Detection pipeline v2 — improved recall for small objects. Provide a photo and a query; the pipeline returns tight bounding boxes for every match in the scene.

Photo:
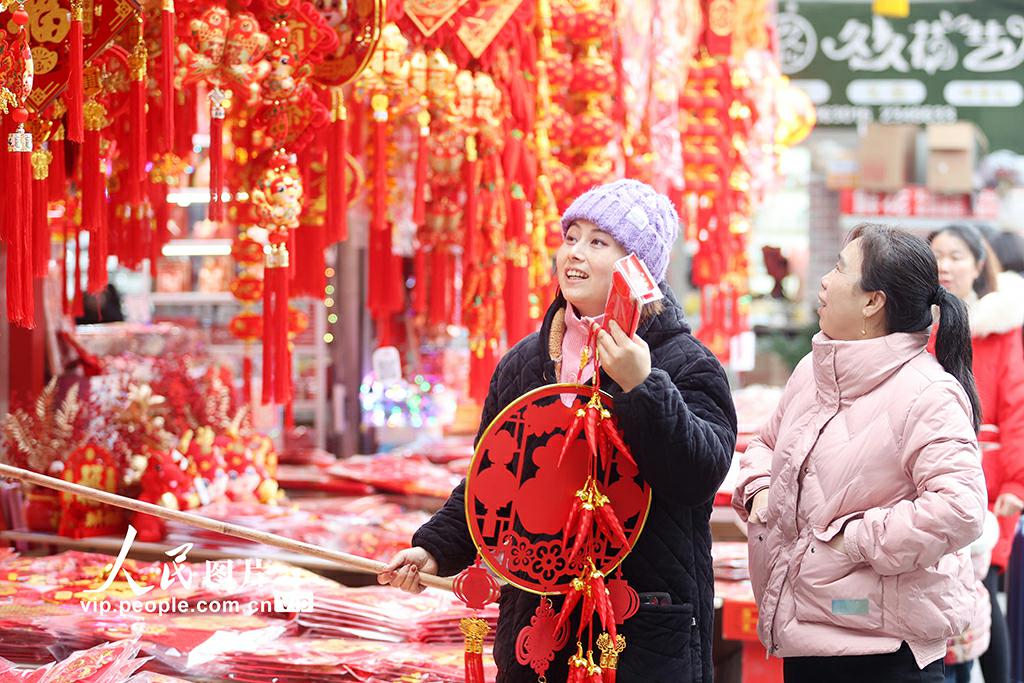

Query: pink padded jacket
[734,331,987,668]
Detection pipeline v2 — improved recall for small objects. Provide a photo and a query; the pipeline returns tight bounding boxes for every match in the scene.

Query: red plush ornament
[177,7,270,215]
[60,445,125,540]
[130,447,195,542]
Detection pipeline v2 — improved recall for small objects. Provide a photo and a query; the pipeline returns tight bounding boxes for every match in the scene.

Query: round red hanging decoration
[465,384,651,595]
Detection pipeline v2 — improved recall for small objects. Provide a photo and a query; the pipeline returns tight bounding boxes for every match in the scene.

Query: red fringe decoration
[5,150,32,327]
[505,194,530,345]
[208,115,224,221]
[82,128,101,232]
[468,346,494,404]
[462,143,479,258]
[326,95,349,243]
[61,218,69,314]
[83,127,108,292]
[261,253,292,405]
[161,2,176,152]
[33,177,49,277]
[129,79,147,205]
[67,9,84,143]
[292,222,325,298]
[242,353,253,406]
[261,265,276,405]
[149,181,169,281]
[369,112,388,319]
[73,229,84,316]
[413,247,427,315]
[174,86,196,160]
[428,248,448,326]
[48,137,65,202]
[412,119,428,225]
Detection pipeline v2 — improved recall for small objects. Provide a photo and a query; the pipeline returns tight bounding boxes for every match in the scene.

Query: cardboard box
[926,122,986,194]
[857,124,919,192]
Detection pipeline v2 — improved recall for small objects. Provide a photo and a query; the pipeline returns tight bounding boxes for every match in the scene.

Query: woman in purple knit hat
[379,179,738,683]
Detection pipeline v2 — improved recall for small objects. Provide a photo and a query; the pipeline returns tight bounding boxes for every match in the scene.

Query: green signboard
[781,0,1024,151]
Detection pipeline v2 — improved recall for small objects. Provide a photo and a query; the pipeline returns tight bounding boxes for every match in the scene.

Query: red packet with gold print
[603,253,662,337]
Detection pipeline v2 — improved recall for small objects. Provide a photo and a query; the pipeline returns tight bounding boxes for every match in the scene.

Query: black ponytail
[933,288,982,431]
[849,223,982,431]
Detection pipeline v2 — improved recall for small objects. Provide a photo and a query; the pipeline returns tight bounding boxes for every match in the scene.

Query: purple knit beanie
[560,179,680,282]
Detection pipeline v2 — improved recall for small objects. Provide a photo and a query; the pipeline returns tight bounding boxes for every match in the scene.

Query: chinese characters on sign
[779,1,1024,150]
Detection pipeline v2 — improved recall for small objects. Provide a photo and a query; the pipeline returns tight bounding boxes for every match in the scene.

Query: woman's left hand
[995,492,1024,517]
[594,320,651,393]
[827,531,846,553]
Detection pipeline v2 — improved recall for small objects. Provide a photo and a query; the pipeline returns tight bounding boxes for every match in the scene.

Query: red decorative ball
[547,104,573,149]
[546,52,574,91]
[550,0,576,35]
[571,52,615,95]
[11,108,28,124]
[545,158,574,209]
[573,161,613,195]
[229,312,263,342]
[571,5,613,42]
[571,106,617,149]
[12,9,29,26]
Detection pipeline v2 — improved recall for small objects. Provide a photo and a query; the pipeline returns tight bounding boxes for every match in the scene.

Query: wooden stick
[0,462,453,592]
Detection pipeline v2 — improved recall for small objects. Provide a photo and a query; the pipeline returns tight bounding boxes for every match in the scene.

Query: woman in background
[930,224,1024,683]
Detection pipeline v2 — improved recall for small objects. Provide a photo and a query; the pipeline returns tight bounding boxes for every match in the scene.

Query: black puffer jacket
[413,284,737,683]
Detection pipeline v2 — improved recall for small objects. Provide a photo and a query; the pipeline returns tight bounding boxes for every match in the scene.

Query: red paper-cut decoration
[516,598,570,677]
[466,384,651,595]
[452,561,501,610]
[606,577,639,624]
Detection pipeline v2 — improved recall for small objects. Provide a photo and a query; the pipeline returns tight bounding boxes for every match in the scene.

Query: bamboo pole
[0,462,454,592]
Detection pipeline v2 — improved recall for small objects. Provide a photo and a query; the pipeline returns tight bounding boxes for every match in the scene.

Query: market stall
[0,0,846,679]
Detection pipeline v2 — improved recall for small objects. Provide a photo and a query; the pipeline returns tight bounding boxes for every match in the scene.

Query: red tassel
[505,186,529,344]
[48,136,65,202]
[413,247,428,315]
[428,247,448,326]
[67,2,85,143]
[5,119,34,328]
[5,152,25,325]
[60,219,70,314]
[463,137,479,258]
[276,264,291,403]
[261,245,292,405]
[372,103,387,238]
[129,62,147,206]
[33,175,49,277]
[242,353,253,406]
[19,151,34,328]
[83,120,108,293]
[174,86,196,160]
[73,229,84,316]
[208,90,227,221]
[261,263,276,405]
[460,618,489,683]
[291,222,325,298]
[150,181,169,281]
[161,0,175,152]
[412,111,429,225]
[326,91,349,243]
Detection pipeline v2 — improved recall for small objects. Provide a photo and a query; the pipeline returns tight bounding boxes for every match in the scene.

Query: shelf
[207,343,319,356]
[151,291,236,305]
[162,238,233,257]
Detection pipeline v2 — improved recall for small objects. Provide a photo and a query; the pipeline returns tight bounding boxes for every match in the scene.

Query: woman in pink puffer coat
[734,224,988,682]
